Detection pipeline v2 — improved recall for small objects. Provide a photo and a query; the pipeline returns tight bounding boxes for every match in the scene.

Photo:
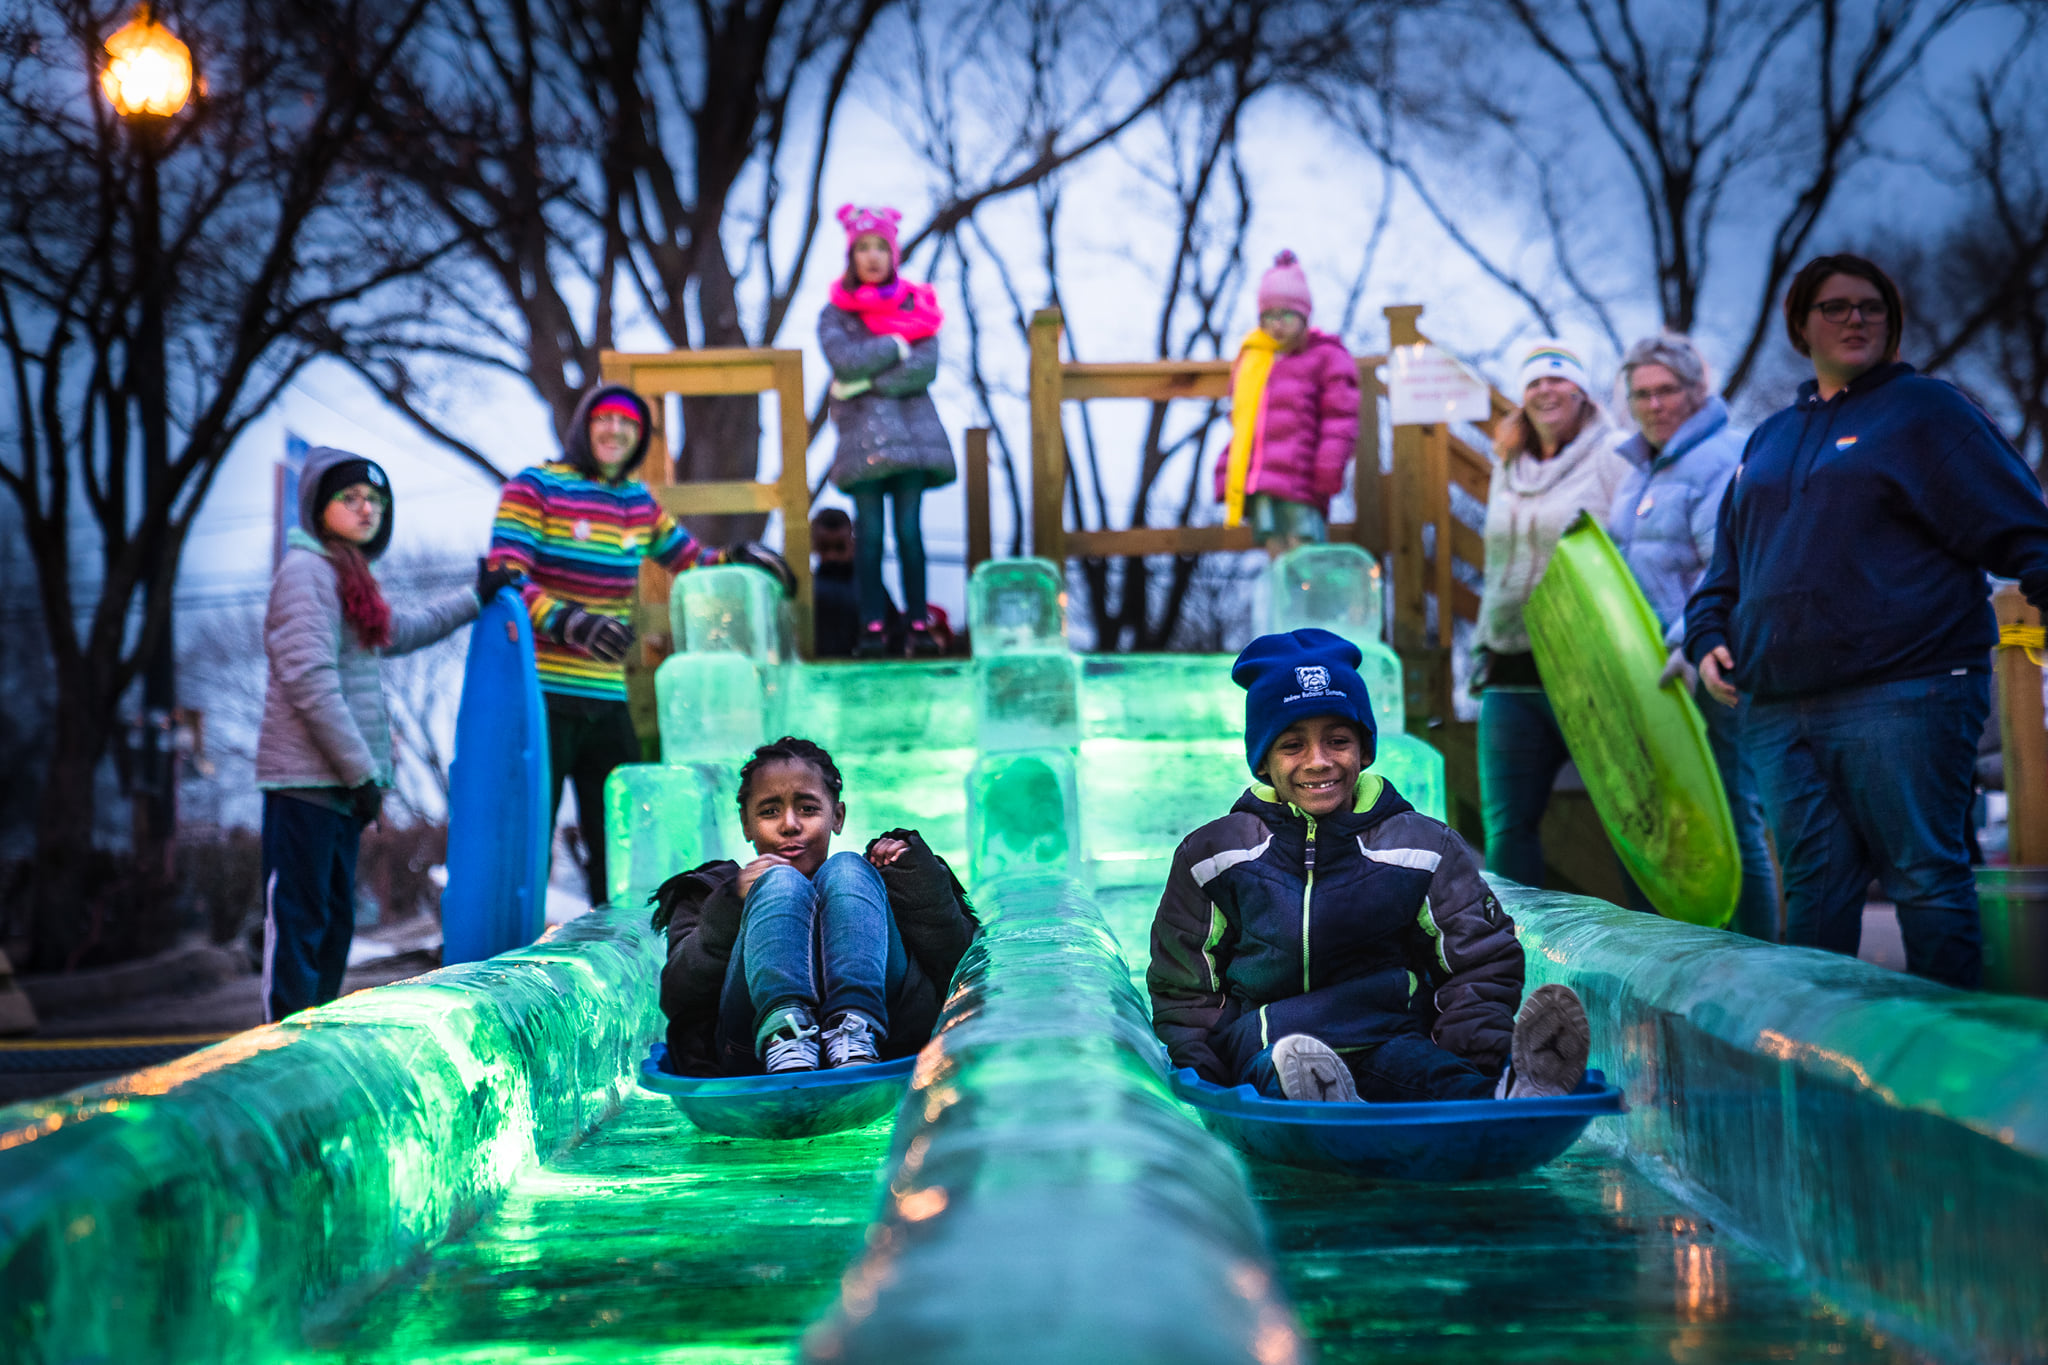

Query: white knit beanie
[1516,340,1591,398]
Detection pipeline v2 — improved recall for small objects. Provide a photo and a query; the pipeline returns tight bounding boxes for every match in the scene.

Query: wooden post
[1997,586,2048,864]
[1028,308,1067,564]
[773,351,814,655]
[965,427,992,572]
[1350,362,1387,560]
[1383,304,1438,726]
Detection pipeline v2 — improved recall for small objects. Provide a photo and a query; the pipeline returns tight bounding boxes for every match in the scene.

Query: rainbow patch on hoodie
[1835,435,1859,449]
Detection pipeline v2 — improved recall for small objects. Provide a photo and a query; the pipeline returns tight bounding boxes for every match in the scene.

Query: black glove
[475,558,521,603]
[348,781,383,827]
[1467,647,1494,699]
[557,605,635,663]
[722,540,797,598]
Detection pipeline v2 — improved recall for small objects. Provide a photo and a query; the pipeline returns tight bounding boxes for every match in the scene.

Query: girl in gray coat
[254,446,515,1020]
[821,204,955,657]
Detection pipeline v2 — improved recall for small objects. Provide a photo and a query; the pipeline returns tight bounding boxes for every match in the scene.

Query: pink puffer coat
[1213,329,1361,515]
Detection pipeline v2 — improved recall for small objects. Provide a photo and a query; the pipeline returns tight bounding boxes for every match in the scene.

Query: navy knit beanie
[1231,628,1378,777]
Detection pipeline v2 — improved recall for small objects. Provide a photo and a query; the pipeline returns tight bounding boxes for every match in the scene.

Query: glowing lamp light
[99,8,192,119]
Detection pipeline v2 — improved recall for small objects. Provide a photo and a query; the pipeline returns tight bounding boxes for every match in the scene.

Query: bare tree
[1890,23,2048,466]
[1327,0,1995,396]
[0,0,448,968]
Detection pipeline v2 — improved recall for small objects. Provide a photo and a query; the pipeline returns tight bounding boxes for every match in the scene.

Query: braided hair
[736,736,845,813]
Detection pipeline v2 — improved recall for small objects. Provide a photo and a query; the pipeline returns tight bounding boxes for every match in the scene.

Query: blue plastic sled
[441,588,551,965]
[640,1044,916,1140]
[1170,1066,1624,1181]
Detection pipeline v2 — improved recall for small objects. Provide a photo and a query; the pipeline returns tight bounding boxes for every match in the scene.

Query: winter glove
[829,377,873,401]
[556,605,635,663]
[722,541,797,598]
[348,781,383,827]
[1658,647,1698,694]
[1467,647,1494,700]
[475,558,521,603]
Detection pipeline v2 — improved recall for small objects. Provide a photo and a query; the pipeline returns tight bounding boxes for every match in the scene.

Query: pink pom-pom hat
[1257,249,1313,319]
[837,204,903,268]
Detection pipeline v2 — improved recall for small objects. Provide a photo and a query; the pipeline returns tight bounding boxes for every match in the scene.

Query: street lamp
[102,5,192,871]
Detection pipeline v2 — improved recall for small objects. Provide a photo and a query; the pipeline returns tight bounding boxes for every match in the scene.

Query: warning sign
[1388,343,1493,426]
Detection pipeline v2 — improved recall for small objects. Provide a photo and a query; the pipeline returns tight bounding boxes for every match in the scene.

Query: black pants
[261,792,361,1022]
[545,692,641,906]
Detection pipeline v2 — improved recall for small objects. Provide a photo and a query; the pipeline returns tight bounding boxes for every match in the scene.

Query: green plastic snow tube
[801,874,1305,1365]
[1526,512,1739,925]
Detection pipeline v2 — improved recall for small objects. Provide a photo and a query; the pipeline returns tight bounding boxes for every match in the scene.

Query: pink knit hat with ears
[1257,250,1313,319]
[837,204,902,269]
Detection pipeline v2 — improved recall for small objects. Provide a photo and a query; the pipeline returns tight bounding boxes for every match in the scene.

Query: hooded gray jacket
[254,445,480,793]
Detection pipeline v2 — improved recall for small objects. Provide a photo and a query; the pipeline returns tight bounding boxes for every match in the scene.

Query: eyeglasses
[1810,298,1889,324]
[332,490,386,512]
[1628,384,1688,405]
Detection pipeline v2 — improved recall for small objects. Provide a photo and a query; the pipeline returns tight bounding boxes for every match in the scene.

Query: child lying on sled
[1147,629,1589,1103]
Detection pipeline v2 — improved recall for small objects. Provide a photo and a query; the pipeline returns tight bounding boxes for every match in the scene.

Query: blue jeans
[1744,672,1989,988]
[715,852,911,1073]
[1698,685,1783,942]
[261,793,361,1022]
[852,474,928,628]
[1478,688,1569,890]
[1242,1026,1496,1102]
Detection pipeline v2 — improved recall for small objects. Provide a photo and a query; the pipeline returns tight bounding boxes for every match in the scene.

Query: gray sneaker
[758,1006,820,1073]
[1271,1034,1360,1103]
[1506,984,1590,1098]
[822,1011,882,1068]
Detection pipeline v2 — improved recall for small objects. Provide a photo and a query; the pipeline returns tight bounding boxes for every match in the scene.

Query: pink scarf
[830,278,944,342]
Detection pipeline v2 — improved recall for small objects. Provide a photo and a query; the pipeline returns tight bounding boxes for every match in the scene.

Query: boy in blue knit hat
[1147,628,1590,1102]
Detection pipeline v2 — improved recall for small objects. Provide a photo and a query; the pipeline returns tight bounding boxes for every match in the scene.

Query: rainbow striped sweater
[488,461,718,700]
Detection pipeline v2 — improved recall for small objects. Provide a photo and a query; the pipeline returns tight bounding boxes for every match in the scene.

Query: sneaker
[852,623,891,659]
[758,1006,820,1073]
[1271,1034,1359,1103]
[822,1011,882,1068]
[905,619,943,658]
[1505,984,1590,1098]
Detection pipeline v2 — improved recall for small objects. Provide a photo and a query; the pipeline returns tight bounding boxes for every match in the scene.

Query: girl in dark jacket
[652,737,977,1075]
[820,204,956,657]
[1148,629,1590,1103]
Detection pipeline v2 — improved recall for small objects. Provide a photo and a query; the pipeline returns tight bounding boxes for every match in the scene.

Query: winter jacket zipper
[1300,810,1317,992]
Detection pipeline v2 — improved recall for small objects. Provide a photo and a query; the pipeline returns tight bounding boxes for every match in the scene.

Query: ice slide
[3,551,2044,1363]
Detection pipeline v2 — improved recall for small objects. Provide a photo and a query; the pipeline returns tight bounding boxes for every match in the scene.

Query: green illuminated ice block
[1371,730,1445,821]
[603,761,735,908]
[968,750,1082,882]
[1509,883,2048,1363]
[655,651,771,766]
[1269,541,1383,644]
[0,905,661,1364]
[968,556,1068,654]
[671,563,796,662]
[790,661,975,866]
[801,874,1304,1363]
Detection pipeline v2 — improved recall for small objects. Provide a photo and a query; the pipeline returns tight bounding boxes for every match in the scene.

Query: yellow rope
[2000,622,2046,666]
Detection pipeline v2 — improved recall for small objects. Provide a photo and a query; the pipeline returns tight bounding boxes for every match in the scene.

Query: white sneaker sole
[1271,1034,1360,1103]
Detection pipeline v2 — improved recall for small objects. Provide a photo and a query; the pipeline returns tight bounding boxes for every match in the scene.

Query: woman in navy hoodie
[1685,254,2048,988]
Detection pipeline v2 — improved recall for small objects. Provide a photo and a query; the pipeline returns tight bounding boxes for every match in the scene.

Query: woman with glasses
[1605,334,1781,941]
[1684,254,2048,987]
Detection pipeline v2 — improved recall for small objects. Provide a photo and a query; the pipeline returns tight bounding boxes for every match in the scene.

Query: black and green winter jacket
[1147,777,1523,1086]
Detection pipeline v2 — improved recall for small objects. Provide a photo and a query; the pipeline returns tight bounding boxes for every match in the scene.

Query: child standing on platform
[1215,251,1361,555]
[652,738,978,1075]
[488,384,791,906]
[256,446,513,1021]
[1148,629,1591,1103]
[821,204,956,657]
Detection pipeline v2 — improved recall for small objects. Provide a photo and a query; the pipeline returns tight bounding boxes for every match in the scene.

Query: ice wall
[0,908,662,1364]
[801,873,1303,1364]
[656,566,799,766]
[1508,882,2048,1363]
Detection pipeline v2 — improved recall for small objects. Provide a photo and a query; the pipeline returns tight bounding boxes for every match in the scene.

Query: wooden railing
[1024,302,1508,727]
[599,348,814,649]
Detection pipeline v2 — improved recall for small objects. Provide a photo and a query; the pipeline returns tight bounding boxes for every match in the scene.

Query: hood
[1794,360,1913,411]
[298,445,394,560]
[1621,395,1731,471]
[1499,406,1617,497]
[563,383,655,481]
